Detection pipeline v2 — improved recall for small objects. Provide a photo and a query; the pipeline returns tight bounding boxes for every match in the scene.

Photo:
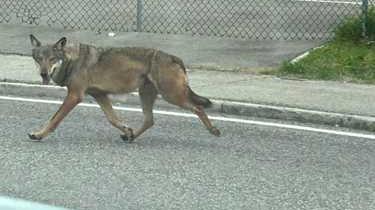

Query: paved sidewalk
[0,23,321,71]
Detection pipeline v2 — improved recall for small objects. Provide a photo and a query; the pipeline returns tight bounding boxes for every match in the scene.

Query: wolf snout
[40,73,50,85]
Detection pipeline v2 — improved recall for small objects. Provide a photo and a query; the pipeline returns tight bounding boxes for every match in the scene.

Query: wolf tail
[188,87,212,108]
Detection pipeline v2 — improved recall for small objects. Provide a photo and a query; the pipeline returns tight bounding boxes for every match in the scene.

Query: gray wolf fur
[28,35,220,142]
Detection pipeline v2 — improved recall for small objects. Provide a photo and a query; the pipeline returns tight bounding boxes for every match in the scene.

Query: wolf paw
[28,132,43,141]
[120,128,135,143]
[209,127,221,137]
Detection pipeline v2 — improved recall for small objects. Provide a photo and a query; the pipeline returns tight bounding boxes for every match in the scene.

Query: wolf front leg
[28,91,83,141]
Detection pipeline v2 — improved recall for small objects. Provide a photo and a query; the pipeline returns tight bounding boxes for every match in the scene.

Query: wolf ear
[54,37,67,50]
[30,34,41,47]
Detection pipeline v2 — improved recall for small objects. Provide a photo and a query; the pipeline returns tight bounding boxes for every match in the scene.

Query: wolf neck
[51,59,72,86]
[51,45,79,86]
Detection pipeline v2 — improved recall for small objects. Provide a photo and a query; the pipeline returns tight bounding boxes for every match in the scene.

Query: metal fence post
[136,0,143,32]
[362,0,369,39]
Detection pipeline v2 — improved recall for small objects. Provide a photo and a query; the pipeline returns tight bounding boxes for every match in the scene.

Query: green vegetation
[279,8,375,84]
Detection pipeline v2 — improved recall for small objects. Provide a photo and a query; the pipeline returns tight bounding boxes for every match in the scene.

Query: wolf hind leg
[158,79,220,136]
[185,88,220,136]
[184,102,221,137]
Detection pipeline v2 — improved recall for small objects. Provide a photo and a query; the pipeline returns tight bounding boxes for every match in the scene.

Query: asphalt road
[0,95,375,210]
[0,0,361,39]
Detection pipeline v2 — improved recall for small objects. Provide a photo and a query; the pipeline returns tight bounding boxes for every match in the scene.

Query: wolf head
[30,35,67,85]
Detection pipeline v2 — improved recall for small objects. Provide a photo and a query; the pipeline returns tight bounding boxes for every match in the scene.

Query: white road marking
[294,0,361,5]
[0,82,66,89]
[0,82,140,96]
[1,95,375,140]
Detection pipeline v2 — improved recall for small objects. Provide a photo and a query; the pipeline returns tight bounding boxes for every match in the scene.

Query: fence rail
[0,0,372,40]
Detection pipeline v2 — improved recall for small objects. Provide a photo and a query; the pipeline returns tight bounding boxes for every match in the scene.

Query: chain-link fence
[0,0,371,40]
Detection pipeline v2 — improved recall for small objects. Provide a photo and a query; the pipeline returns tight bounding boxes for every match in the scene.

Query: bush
[279,41,375,83]
[278,7,375,83]
[335,7,375,42]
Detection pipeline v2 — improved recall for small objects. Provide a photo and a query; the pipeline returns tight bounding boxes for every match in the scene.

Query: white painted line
[0,82,66,89]
[295,0,361,5]
[1,95,375,140]
[0,82,140,96]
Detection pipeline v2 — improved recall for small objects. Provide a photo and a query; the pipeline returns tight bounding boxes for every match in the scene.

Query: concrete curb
[290,44,326,64]
[1,82,375,132]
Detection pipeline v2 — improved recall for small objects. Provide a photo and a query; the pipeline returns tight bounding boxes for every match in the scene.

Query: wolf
[28,35,220,142]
